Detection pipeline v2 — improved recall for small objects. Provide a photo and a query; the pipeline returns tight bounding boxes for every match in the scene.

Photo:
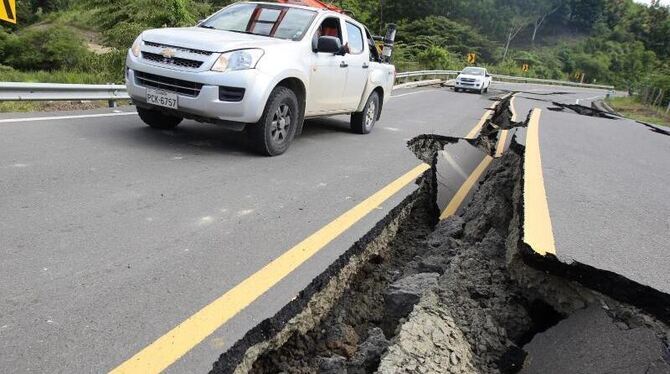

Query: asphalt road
[0,82,612,373]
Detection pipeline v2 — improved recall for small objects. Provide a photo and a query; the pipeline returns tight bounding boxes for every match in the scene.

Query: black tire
[137,107,182,129]
[484,86,489,93]
[454,87,460,92]
[248,86,299,156]
[351,91,380,134]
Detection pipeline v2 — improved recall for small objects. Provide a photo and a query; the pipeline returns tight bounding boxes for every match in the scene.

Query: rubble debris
[376,292,477,374]
[383,273,440,321]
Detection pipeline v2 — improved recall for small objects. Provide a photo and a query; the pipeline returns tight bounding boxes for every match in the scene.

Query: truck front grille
[135,71,203,97]
[144,41,213,56]
[461,78,476,83]
[142,52,203,69]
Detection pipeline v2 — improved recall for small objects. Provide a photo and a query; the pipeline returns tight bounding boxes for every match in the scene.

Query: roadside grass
[607,96,670,127]
[0,69,120,84]
[0,100,131,113]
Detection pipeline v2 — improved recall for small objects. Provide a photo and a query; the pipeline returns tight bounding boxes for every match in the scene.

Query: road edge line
[0,112,136,124]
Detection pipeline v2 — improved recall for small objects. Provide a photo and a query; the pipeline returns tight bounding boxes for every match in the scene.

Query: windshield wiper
[226,29,257,35]
[199,24,216,29]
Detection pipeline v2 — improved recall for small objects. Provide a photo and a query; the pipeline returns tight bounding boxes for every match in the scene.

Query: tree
[502,15,531,61]
[530,0,563,46]
[85,0,206,49]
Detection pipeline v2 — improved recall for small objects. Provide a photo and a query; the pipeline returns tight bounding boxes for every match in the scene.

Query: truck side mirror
[317,36,343,54]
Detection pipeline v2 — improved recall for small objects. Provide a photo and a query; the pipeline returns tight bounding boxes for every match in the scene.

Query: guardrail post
[666,101,670,114]
[108,100,117,108]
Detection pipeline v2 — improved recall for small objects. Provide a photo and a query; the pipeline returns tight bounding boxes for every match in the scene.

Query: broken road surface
[514,90,670,321]
[2,82,668,373]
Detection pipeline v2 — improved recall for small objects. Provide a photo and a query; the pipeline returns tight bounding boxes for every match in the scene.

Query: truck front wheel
[248,86,299,156]
[351,91,380,134]
[137,107,183,129]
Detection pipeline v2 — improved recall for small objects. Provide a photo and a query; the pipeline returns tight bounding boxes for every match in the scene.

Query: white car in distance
[454,67,492,94]
[125,1,396,156]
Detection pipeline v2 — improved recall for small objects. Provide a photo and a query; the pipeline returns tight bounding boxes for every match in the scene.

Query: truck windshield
[200,4,317,41]
[461,68,486,76]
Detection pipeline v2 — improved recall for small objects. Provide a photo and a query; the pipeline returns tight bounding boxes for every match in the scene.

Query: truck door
[341,21,370,111]
[308,17,348,114]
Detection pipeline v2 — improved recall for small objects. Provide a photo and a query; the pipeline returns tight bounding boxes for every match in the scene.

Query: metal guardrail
[396,70,615,90]
[0,70,614,106]
[0,82,129,106]
[396,70,459,79]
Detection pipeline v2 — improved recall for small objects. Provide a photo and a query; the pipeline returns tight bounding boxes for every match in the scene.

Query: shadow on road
[108,116,355,156]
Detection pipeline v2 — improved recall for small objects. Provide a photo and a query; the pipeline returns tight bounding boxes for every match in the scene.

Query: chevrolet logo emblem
[160,48,177,59]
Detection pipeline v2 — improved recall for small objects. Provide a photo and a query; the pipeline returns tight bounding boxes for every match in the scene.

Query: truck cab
[125,1,396,156]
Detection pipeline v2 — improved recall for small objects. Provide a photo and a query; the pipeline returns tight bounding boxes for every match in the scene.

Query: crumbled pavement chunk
[384,273,440,320]
[377,292,477,374]
[520,305,670,374]
[428,216,465,243]
[325,324,359,358]
[350,327,389,371]
[317,355,347,374]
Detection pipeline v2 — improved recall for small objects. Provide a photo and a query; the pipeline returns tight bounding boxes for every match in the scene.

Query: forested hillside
[0,0,668,95]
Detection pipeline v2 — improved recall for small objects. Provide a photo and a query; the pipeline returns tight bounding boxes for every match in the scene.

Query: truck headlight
[131,36,142,58]
[212,49,264,72]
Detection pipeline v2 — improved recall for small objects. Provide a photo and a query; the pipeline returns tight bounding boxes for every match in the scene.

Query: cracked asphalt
[513,89,670,297]
[0,83,621,373]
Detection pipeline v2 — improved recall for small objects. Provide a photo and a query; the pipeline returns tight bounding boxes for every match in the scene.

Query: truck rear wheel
[351,91,380,134]
[137,107,182,129]
[248,86,299,156]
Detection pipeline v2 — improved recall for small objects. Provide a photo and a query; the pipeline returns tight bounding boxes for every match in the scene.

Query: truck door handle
[340,62,349,68]
[362,63,370,69]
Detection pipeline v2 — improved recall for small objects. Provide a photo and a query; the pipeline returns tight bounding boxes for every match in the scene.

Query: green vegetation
[607,96,670,127]
[0,0,668,108]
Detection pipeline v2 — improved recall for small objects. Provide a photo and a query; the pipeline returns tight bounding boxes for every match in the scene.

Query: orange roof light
[276,0,343,13]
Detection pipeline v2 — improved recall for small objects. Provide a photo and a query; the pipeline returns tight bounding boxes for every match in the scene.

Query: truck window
[365,28,381,62]
[345,22,364,55]
[312,17,343,50]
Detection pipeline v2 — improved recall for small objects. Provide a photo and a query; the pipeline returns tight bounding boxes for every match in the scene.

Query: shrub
[2,25,90,71]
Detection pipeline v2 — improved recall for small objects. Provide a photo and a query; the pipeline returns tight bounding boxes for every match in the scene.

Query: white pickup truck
[454,67,492,94]
[125,1,396,156]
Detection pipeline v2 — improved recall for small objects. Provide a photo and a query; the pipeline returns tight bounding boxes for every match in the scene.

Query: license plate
[146,89,178,109]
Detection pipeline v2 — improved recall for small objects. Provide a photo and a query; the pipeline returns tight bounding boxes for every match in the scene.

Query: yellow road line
[495,93,517,157]
[110,163,430,374]
[495,130,509,158]
[439,155,493,220]
[465,109,494,139]
[523,109,556,255]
